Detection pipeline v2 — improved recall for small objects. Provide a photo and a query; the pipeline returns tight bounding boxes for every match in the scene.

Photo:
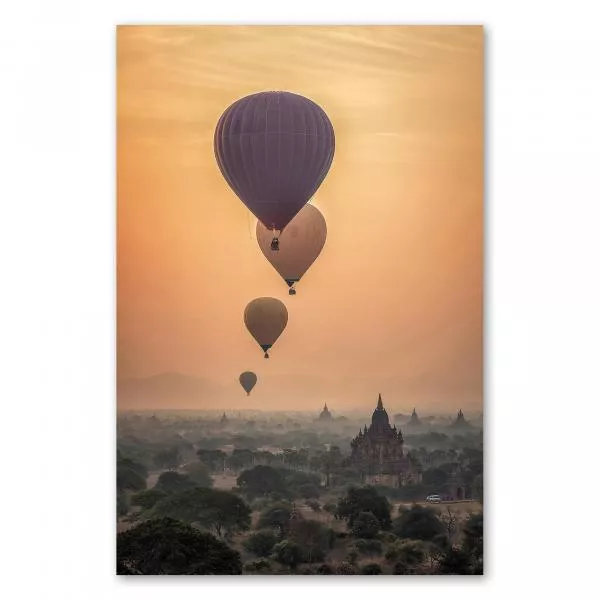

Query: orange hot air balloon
[239,371,258,396]
[256,203,327,295]
[244,297,288,358]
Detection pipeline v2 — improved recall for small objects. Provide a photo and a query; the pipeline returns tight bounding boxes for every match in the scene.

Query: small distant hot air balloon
[239,371,257,396]
[214,91,335,246]
[244,297,288,358]
[256,203,327,295]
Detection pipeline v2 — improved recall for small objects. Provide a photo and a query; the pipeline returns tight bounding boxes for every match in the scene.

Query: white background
[1,0,599,597]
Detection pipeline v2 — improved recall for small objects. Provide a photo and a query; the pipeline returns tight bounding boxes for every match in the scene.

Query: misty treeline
[117,411,483,575]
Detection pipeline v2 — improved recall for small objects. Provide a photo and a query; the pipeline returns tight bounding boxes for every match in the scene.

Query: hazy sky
[117,25,483,412]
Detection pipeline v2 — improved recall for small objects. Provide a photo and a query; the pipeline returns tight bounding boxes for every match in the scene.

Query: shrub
[290,519,329,563]
[243,531,278,558]
[335,561,358,575]
[385,539,427,571]
[360,563,383,575]
[392,505,446,542]
[393,562,408,575]
[353,538,382,557]
[244,558,271,573]
[351,511,380,539]
[298,484,321,499]
[117,494,129,516]
[436,547,473,575]
[257,502,293,537]
[131,488,168,510]
[378,531,398,544]
[316,563,333,575]
[298,566,315,575]
[271,540,302,569]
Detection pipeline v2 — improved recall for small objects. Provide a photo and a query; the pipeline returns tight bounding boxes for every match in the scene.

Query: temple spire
[377,393,383,410]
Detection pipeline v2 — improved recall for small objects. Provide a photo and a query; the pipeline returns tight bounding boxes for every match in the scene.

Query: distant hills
[117,371,483,414]
[117,372,228,410]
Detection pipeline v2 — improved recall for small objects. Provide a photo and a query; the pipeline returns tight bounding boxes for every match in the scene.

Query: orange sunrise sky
[117,25,483,413]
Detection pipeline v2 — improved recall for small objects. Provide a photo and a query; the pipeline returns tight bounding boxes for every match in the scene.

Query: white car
[426,494,442,503]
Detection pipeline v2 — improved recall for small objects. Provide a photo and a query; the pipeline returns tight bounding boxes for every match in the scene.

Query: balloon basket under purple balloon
[289,289,296,295]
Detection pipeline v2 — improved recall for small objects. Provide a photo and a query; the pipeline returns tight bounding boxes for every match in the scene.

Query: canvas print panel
[117,25,484,576]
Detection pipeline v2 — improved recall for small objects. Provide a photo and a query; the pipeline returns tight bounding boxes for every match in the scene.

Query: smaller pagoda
[318,403,333,421]
[406,408,422,427]
[450,409,472,431]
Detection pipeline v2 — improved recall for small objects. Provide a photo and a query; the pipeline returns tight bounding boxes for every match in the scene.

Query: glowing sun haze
[117,25,483,413]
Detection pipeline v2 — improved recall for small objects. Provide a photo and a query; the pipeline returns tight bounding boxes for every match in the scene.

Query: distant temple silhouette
[406,407,422,428]
[220,412,228,424]
[450,409,472,430]
[349,394,421,487]
[318,403,333,421]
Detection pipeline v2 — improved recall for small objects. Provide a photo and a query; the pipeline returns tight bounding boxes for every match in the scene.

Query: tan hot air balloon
[256,203,327,295]
[239,371,258,396]
[244,297,288,358]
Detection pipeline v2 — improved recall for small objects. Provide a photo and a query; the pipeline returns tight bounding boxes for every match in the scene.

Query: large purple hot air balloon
[214,91,335,239]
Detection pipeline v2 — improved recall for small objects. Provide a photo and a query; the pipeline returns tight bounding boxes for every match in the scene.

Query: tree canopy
[243,530,278,558]
[289,518,330,563]
[117,456,148,479]
[360,563,382,575]
[236,465,287,499]
[151,487,251,538]
[392,505,447,542]
[117,518,242,575]
[353,538,382,557]
[196,449,227,472]
[154,471,196,494]
[422,467,449,488]
[182,461,213,487]
[131,488,168,510]
[152,447,182,470]
[271,540,302,570]
[257,502,293,537]
[117,456,147,493]
[385,539,427,572]
[351,511,381,539]
[336,487,392,529]
[462,512,484,573]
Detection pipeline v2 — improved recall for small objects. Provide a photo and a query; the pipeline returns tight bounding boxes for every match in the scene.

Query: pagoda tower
[349,394,421,487]
[407,407,422,427]
[318,403,333,421]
